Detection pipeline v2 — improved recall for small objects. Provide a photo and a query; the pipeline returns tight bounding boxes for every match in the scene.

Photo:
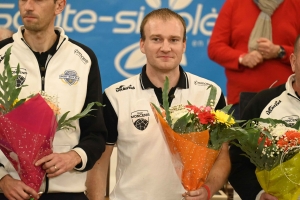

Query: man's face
[291,43,300,84]
[19,0,60,32]
[140,17,186,72]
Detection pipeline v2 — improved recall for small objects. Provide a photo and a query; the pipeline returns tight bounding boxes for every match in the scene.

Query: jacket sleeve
[207,0,245,71]
[74,49,107,171]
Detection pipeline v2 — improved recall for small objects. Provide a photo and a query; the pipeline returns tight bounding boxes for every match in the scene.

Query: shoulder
[67,38,97,63]
[105,75,139,95]
[252,84,286,104]
[0,37,14,50]
[242,84,286,119]
[186,72,222,94]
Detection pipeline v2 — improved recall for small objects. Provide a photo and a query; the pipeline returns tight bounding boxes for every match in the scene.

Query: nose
[160,40,171,52]
[23,0,34,11]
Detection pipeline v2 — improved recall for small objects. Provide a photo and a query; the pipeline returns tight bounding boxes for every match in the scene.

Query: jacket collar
[139,65,189,90]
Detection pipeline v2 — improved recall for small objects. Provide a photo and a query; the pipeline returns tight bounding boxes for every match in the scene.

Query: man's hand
[257,38,280,60]
[240,50,263,68]
[35,151,81,178]
[182,187,209,200]
[0,175,39,200]
[260,192,278,200]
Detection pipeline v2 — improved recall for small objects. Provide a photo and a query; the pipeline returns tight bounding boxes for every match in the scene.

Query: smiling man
[86,8,230,200]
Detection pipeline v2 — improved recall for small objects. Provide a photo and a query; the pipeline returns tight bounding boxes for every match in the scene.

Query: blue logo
[59,70,80,86]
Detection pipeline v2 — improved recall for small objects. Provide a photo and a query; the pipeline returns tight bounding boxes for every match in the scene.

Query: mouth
[23,14,37,20]
[158,55,172,59]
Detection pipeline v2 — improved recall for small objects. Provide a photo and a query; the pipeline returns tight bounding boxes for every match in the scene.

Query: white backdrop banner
[0,0,226,94]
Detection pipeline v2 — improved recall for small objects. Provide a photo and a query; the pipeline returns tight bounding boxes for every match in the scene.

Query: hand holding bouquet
[151,77,237,192]
[232,118,300,200]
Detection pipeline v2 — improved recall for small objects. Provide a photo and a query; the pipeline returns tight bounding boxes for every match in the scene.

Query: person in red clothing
[208,0,300,120]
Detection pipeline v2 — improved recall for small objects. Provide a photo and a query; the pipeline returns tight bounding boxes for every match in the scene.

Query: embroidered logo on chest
[59,70,80,86]
[281,115,299,126]
[12,67,27,87]
[131,110,150,131]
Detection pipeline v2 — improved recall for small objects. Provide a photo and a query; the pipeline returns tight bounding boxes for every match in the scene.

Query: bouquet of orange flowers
[151,77,238,192]
[0,47,101,192]
[231,118,300,200]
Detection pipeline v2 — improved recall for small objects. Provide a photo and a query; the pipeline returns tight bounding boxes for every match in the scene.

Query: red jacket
[208,0,300,104]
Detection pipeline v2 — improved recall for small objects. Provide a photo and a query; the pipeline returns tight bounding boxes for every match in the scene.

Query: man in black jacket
[229,35,300,200]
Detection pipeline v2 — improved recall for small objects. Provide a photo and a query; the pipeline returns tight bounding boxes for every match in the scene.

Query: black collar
[33,30,60,56]
[139,65,189,90]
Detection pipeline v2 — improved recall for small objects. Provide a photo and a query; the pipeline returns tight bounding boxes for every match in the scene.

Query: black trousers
[0,192,88,200]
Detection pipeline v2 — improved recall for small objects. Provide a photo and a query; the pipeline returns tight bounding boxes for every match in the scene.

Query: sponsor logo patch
[194,80,211,87]
[281,115,299,126]
[266,100,281,115]
[131,110,150,130]
[12,67,27,87]
[59,70,80,86]
[116,84,135,92]
[74,49,88,64]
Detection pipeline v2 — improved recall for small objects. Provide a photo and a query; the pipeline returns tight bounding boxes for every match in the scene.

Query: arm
[205,143,230,197]
[74,47,107,171]
[207,0,245,71]
[183,143,230,200]
[85,92,118,199]
[86,145,114,200]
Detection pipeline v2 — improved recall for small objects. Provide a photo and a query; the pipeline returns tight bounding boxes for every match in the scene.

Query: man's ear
[140,38,145,54]
[55,0,66,16]
[290,53,296,72]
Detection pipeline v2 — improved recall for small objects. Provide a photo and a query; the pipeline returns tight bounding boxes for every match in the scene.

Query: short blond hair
[140,8,186,42]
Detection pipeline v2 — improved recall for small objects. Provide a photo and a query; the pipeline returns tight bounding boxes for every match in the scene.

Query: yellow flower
[214,110,235,126]
[11,98,19,108]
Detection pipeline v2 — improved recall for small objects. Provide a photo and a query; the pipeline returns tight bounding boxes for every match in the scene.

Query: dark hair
[295,35,300,54]
[140,8,186,42]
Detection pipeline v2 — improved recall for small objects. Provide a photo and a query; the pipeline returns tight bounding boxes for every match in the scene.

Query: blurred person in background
[208,0,300,120]
[229,35,300,200]
[0,28,13,41]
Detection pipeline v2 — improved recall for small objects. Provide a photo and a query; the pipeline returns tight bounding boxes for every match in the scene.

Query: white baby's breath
[169,105,189,128]
[271,124,296,137]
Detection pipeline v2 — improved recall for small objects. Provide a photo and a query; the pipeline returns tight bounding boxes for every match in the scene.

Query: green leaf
[0,46,27,114]
[162,76,172,126]
[206,84,217,107]
[57,102,103,131]
[151,103,163,117]
[173,113,193,133]
[292,120,300,130]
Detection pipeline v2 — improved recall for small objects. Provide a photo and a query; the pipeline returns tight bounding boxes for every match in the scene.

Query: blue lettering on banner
[0,0,226,95]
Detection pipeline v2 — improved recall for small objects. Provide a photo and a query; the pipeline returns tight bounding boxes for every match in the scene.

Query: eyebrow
[150,34,181,39]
